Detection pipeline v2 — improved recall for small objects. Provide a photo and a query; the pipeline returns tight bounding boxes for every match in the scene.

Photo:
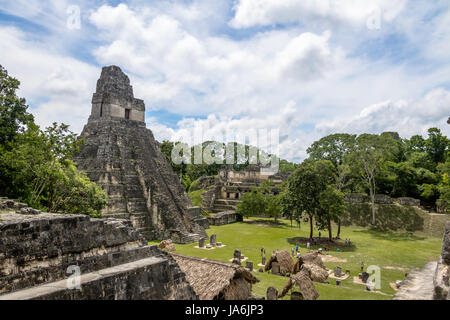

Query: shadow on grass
[353,229,426,242]
[286,237,357,252]
[243,219,287,228]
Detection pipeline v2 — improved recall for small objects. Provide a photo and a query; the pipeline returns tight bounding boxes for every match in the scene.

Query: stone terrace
[0,210,197,300]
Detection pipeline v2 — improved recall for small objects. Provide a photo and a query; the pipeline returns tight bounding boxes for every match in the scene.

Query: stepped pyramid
[75,66,207,243]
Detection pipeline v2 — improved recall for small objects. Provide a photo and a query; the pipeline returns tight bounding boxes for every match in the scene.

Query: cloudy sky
[0,0,449,162]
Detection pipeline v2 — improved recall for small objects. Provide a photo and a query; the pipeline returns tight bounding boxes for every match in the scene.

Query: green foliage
[425,128,449,166]
[307,133,356,166]
[279,159,297,174]
[406,135,426,154]
[188,177,200,192]
[182,173,192,191]
[418,184,439,202]
[316,186,345,239]
[188,189,206,207]
[436,159,450,213]
[386,161,418,197]
[265,193,281,222]
[0,122,107,216]
[282,160,337,238]
[237,186,266,218]
[48,160,107,217]
[345,134,396,225]
[0,65,107,217]
[407,152,435,171]
[0,65,34,147]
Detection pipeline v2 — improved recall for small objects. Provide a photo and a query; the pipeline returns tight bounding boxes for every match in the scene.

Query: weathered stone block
[266,286,278,300]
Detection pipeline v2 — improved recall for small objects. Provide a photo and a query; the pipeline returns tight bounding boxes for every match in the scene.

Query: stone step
[214,199,240,205]
[179,233,202,243]
[212,208,236,213]
[212,204,237,211]
[0,255,167,300]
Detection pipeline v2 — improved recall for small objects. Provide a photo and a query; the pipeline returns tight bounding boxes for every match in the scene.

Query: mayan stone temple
[75,66,208,243]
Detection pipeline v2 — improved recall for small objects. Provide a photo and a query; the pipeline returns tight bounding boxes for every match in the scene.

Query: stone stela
[271,262,280,275]
[210,234,216,247]
[266,286,278,300]
[334,266,342,277]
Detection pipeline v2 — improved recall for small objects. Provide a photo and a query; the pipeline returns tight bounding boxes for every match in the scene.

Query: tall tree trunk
[337,218,341,239]
[328,217,333,241]
[370,179,376,225]
[309,214,313,239]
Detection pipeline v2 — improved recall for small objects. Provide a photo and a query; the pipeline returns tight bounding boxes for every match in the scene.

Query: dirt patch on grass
[327,269,350,280]
[322,255,348,263]
[384,266,408,271]
[244,219,285,228]
[287,237,355,252]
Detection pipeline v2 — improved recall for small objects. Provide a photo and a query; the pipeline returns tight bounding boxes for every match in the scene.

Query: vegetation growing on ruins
[189,188,206,207]
[0,65,107,216]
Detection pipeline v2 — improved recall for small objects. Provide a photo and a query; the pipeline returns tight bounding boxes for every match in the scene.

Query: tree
[335,163,352,238]
[346,134,394,225]
[406,135,426,155]
[0,65,34,148]
[307,133,356,166]
[265,194,281,223]
[436,160,450,213]
[387,161,418,197]
[47,160,107,217]
[425,128,449,166]
[282,160,336,239]
[279,184,301,228]
[307,134,358,237]
[0,121,107,217]
[317,186,345,241]
[236,186,266,218]
[279,159,297,175]
[259,180,282,223]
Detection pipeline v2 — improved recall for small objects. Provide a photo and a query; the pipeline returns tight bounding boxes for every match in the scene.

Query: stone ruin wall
[344,193,421,206]
[0,199,198,300]
[434,221,450,300]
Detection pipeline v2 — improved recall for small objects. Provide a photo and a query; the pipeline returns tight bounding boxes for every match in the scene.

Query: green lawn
[150,217,445,300]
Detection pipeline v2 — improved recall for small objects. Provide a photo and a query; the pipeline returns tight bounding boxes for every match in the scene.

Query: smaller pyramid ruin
[75,66,208,243]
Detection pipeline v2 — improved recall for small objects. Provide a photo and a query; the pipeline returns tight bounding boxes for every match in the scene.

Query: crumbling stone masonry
[75,66,207,243]
[0,210,198,300]
[434,221,450,300]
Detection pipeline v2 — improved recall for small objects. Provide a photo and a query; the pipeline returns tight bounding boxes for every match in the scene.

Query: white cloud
[88,4,344,120]
[0,26,99,133]
[147,100,312,162]
[230,0,408,29]
[1,1,450,162]
[316,88,450,138]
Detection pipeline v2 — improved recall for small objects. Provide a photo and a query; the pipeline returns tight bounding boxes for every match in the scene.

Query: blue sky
[0,0,449,162]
